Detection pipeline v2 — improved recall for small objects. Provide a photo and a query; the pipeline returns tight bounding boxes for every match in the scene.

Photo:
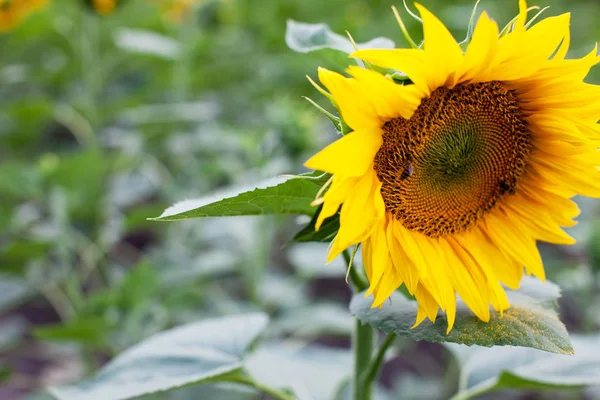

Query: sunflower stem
[353,317,374,400]
[343,249,374,400]
[363,334,396,387]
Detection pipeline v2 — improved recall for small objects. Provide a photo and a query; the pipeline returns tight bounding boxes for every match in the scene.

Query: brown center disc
[373,81,530,238]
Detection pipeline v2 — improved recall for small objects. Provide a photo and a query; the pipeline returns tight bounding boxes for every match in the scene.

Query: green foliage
[1,0,600,399]
[350,278,573,354]
[49,313,269,400]
[447,335,600,399]
[292,205,340,243]
[246,343,352,400]
[34,318,109,346]
[285,20,394,70]
[151,176,324,221]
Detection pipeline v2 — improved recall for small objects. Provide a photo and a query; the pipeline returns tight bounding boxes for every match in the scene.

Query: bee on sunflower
[306,0,600,333]
[0,0,47,31]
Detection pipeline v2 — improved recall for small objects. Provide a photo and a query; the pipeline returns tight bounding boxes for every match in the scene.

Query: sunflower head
[305,0,600,333]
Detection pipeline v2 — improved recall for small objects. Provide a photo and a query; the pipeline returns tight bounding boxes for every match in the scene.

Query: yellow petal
[365,220,391,295]
[485,211,545,281]
[304,129,381,177]
[438,238,490,323]
[351,48,433,95]
[317,67,382,130]
[502,199,576,245]
[447,237,510,314]
[327,170,384,262]
[315,176,356,230]
[460,226,524,289]
[392,221,429,279]
[412,283,439,327]
[415,3,463,86]
[460,12,500,83]
[410,234,455,316]
[386,222,419,294]
[347,66,425,120]
[372,261,403,308]
[514,0,528,32]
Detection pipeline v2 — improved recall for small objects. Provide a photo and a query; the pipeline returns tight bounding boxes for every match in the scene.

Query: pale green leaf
[48,313,269,400]
[447,335,600,400]
[285,20,394,56]
[150,176,322,221]
[350,278,572,354]
[246,343,352,400]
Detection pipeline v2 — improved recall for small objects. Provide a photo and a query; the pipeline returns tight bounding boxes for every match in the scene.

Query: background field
[1,0,599,399]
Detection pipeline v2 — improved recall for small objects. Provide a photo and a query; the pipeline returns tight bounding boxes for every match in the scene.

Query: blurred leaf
[335,379,396,400]
[119,261,159,309]
[34,318,109,345]
[350,278,573,354]
[0,160,42,200]
[0,240,53,273]
[151,176,321,221]
[447,335,600,400]
[269,303,353,337]
[0,362,12,384]
[285,20,394,69]
[164,382,256,400]
[113,28,181,60]
[246,343,352,400]
[0,275,31,314]
[49,313,269,400]
[45,149,113,222]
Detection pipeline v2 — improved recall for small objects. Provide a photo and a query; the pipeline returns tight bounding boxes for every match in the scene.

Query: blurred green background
[1,0,599,399]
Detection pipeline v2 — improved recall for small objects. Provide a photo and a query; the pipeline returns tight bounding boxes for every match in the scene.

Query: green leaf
[150,176,322,221]
[292,204,339,243]
[0,362,12,384]
[350,277,572,354]
[447,335,600,400]
[113,28,181,60]
[246,343,352,400]
[0,240,53,273]
[48,313,269,400]
[285,20,394,67]
[34,318,109,346]
[165,383,256,400]
[269,303,353,337]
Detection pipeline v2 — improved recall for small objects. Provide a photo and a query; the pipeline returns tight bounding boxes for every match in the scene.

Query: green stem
[344,249,374,400]
[229,376,294,400]
[79,10,101,134]
[363,334,396,386]
[171,17,194,102]
[342,249,368,291]
[353,318,374,400]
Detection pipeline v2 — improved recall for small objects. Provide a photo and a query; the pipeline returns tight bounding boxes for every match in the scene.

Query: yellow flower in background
[159,0,206,23]
[0,0,48,32]
[92,0,116,15]
[306,0,600,333]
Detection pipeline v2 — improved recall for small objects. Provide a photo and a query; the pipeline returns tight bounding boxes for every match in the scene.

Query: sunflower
[305,0,600,333]
[91,0,117,15]
[0,0,47,31]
